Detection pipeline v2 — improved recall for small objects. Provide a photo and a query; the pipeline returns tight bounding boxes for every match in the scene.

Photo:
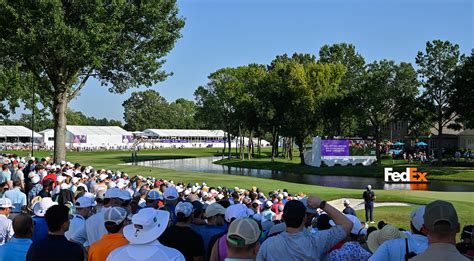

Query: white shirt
[107,240,185,261]
[85,207,109,246]
[0,215,13,245]
[65,214,87,245]
[369,234,428,261]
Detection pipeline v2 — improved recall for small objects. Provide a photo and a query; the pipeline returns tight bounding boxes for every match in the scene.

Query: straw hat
[367,224,406,252]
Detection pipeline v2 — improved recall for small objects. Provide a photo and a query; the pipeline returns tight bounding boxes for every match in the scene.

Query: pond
[130,157,474,192]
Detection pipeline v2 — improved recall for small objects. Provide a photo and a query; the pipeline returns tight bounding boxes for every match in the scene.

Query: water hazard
[130,157,474,192]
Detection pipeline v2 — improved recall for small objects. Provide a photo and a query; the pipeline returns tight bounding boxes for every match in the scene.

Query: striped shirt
[0,215,14,245]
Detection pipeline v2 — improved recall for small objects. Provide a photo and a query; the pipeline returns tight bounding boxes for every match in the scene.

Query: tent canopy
[0,125,41,138]
[143,129,225,138]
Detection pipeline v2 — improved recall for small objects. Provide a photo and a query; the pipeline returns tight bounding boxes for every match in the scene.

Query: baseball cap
[225,204,251,223]
[147,190,162,200]
[424,200,459,232]
[99,174,108,182]
[0,198,12,208]
[175,202,193,217]
[56,176,66,183]
[283,200,306,220]
[104,207,128,225]
[123,208,169,244]
[265,201,273,208]
[330,214,362,235]
[105,188,126,200]
[205,203,226,218]
[410,206,426,232]
[75,196,94,208]
[31,174,40,184]
[32,197,58,217]
[163,187,178,200]
[227,218,261,246]
[343,199,350,205]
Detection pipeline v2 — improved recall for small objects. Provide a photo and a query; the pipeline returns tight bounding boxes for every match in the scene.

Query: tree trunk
[289,137,293,161]
[296,140,305,165]
[271,126,276,162]
[248,130,252,160]
[53,92,68,163]
[227,133,232,158]
[437,119,443,166]
[375,134,381,164]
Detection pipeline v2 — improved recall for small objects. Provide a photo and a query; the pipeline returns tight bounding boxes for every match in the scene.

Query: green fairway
[4,148,474,230]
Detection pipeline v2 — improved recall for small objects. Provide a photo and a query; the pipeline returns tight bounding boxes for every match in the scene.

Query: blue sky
[65,0,473,121]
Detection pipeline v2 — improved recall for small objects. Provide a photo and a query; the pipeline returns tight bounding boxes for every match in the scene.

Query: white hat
[75,196,94,208]
[225,204,250,223]
[56,176,66,183]
[98,174,108,182]
[147,190,162,200]
[108,181,117,189]
[163,187,178,200]
[175,202,193,217]
[60,183,70,190]
[265,201,273,208]
[410,206,426,232]
[343,199,350,205]
[0,198,12,208]
[63,169,74,177]
[105,188,123,199]
[367,185,372,190]
[72,177,80,184]
[117,180,127,189]
[367,224,406,253]
[33,197,58,217]
[31,174,40,184]
[330,214,362,235]
[123,208,169,244]
[104,207,128,225]
[60,160,66,165]
[83,192,97,206]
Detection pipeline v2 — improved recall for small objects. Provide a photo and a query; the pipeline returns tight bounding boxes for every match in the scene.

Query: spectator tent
[0,125,42,144]
[141,129,226,148]
[41,125,133,149]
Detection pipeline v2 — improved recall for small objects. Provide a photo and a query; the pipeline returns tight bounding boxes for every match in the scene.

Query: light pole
[31,86,35,157]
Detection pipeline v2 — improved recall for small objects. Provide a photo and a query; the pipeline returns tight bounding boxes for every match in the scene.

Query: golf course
[5,148,474,231]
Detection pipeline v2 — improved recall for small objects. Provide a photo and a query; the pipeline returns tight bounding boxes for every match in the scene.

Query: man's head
[343,199,350,207]
[163,187,179,205]
[12,180,21,188]
[75,196,94,218]
[0,198,12,216]
[460,225,473,244]
[410,206,426,235]
[422,200,460,244]
[226,218,261,259]
[45,205,70,234]
[104,207,128,234]
[366,185,372,191]
[146,190,162,209]
[13,214,33,238]
[205,203,226,226]
[282,200,306,230]
[175,202,193,223]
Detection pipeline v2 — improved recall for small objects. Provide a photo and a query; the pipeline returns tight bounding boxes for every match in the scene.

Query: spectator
[0,213,33,261]
[65,196,95,244]
[226,218,261,260]
[362,185,375,223]
[3,180,27,218]
[256,197,352,261]
[0,198,14,245]
[411,200,468,261]
[145,190,163,209]
[107,208,185,261]
[328,214,372,260]
[261,201,276,222]
[0,165,12,189]
[160,201,205,261]
[38,178,54,198]
[342,199,356,217]
[369,206,428,261]
[11,161,25,190]
[86,187,127,246]
[28,174,42,202]
[191,202,227,258]
[26,205,85,261]
[456,225,474,259]
[367,224,407,253]
[163,186,179,224]
[88,207,129,261]
[31,197,58,242]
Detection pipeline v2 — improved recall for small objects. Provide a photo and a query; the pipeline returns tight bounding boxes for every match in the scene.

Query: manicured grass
[215,157,474,182]
[4,148,474,231]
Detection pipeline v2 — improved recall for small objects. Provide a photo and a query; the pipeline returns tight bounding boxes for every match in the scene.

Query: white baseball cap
[265,201,273,208]
[225,204,251,223]
[99,174,108,181]
[123,208,169,244]
[0,198,12,208]
[33,197,58,217]
[104,207,128,225]
[105,188,123,199]
[147,190,162,200]
[175,202,193,217]
[31,174,40,184]
[410,206,426,232]
[343,199,350,205]
[75,196,94,208]
[330,214,363,235]
[163,187,178,200]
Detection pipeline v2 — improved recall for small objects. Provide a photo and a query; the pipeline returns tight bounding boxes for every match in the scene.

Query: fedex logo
[384,168,428,183]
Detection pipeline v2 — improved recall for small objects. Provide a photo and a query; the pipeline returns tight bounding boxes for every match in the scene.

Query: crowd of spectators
[0,154,471,261]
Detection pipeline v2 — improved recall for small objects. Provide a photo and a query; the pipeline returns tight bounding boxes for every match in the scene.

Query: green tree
[416,40,462,165]
[319,43,365,136]
[123,90,170,131]
[0,1,184,162]
[450,50,474,129]
[357,60,419,163]
[168,98,199,129]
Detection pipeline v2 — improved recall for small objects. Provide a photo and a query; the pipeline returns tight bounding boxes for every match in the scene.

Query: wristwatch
[319,200,327,209]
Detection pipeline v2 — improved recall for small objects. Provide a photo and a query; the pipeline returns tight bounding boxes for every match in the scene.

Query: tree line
[193,41,473,165]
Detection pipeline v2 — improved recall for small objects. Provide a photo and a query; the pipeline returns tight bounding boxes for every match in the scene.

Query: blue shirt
[369,234,428,261]
[32,217,48,242]
[27,234,84,261]
[0,237,32,261]
[3,187,27,213]
[28,184,43,202]
[191,223,228,256]
[0,171,10,184]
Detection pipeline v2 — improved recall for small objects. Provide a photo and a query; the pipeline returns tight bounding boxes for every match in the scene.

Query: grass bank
[3,148,473,230]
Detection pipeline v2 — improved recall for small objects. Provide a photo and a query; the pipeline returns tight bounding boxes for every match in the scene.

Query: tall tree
[450,50,474,129]
[0,1,184,162]
[357,60,419,163]
[123,90,170,131]
[319,43,365,136]
[168,98,200,129]
[416,40,462,165]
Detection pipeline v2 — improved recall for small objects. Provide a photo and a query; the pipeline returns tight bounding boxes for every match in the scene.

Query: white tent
[41,126,133,149]
[0,125,41,143]
[141,129,225,148]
